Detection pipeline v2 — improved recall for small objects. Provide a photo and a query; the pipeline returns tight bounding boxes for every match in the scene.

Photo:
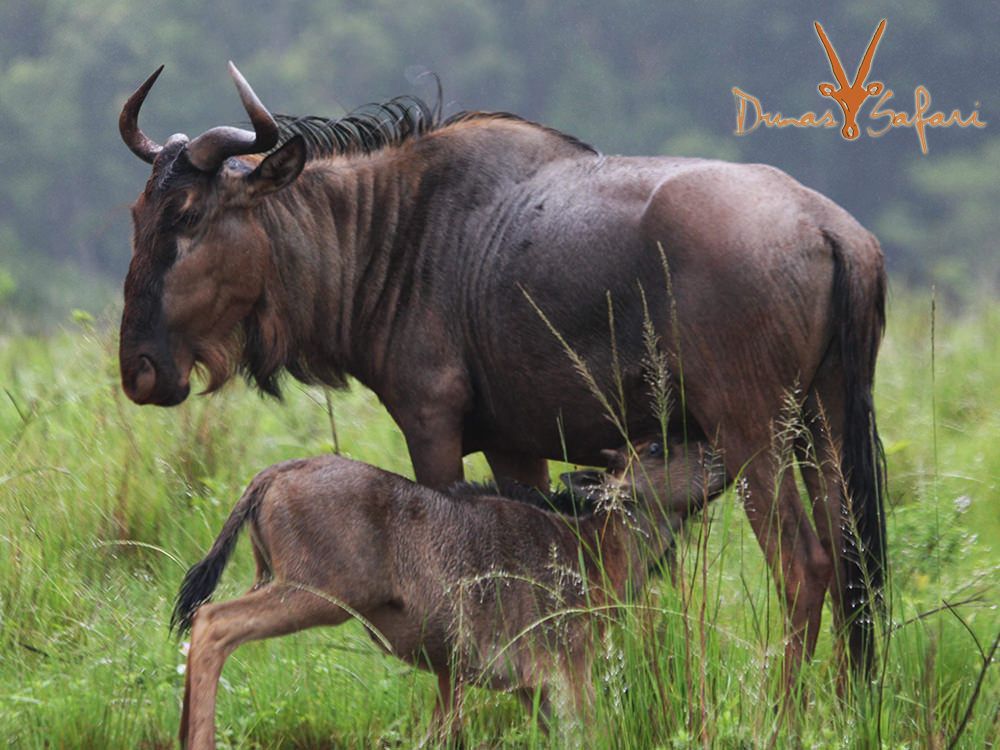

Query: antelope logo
[731,19,986,153]
[815,19,885,140]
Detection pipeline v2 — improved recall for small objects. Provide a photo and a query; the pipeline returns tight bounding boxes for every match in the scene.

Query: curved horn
[185,62,279,172]
[119,66,165,164]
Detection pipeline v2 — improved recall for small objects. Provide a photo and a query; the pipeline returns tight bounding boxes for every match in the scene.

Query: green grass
[1,293,998,748]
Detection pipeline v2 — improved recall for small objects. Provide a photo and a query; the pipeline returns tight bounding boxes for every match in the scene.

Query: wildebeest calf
[173,442,725,748]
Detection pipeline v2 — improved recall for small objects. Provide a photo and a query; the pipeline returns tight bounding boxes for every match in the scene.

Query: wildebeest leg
[393,367,472,490]
[723,437,833,693]
[685,393,832,694]
[798,362,851,685]
[484,448,550,490]
[398,413,466,490]
[797,432,848,691]
[181,585,350,750]
[704,401,832,696]
[564,652,596,723]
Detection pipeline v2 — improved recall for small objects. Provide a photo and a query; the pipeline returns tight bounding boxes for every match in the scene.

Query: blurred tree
[0,0,994,326]
[877,137,1000,294]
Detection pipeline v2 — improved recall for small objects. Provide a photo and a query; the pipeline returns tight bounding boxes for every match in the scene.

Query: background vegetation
[0,0,997,327]
[1,296,998,748]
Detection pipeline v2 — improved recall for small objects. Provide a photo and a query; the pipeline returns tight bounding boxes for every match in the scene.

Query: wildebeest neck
[251,148,434,390]
[254,124,589,393]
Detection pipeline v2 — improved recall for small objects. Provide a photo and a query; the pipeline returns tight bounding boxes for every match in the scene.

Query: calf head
[602,440,727,511]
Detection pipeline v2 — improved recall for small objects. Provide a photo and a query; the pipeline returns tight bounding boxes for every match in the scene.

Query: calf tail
[171,474,272,636]
[827,229,888,672]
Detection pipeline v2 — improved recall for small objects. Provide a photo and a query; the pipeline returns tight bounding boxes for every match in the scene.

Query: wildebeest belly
[460,157,835,464]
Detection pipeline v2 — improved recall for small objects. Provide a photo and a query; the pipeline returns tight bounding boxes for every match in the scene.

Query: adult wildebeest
[119,64,887,682]
[173,441,725,748]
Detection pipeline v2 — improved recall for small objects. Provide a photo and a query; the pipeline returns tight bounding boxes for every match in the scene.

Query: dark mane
[273,96,439,160]
[273,95,596,161]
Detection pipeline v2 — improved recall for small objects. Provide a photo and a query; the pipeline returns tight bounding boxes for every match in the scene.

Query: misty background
[0,0,996,330]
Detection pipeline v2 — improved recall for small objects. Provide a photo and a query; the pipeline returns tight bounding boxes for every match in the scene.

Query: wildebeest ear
[247,135,306,197]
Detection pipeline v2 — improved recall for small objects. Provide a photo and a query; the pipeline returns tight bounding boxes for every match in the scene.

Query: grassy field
[1,292,998,749]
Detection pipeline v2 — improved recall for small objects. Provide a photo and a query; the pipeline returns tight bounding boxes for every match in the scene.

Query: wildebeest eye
[161,206,200,233]
[174,209,200,229]
[648,442,663,457]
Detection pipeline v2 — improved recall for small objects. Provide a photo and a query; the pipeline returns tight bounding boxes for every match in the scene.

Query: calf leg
[181,585,351,750]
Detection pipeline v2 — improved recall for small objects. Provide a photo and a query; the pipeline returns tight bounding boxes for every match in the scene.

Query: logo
[732,19,985,154]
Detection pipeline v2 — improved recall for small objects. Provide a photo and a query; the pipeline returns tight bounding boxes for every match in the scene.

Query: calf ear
[560,469,604,500]
[600,448,626,473]
[247,135,306,197]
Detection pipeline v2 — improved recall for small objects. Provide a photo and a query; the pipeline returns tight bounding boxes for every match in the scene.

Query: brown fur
[174,443,725,748]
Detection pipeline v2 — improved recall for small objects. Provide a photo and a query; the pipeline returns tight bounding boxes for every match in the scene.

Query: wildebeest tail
[827,229,888,671]
[170,474,272,635]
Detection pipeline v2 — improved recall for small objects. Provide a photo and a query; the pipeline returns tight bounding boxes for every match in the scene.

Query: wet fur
[173,446,725,748]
